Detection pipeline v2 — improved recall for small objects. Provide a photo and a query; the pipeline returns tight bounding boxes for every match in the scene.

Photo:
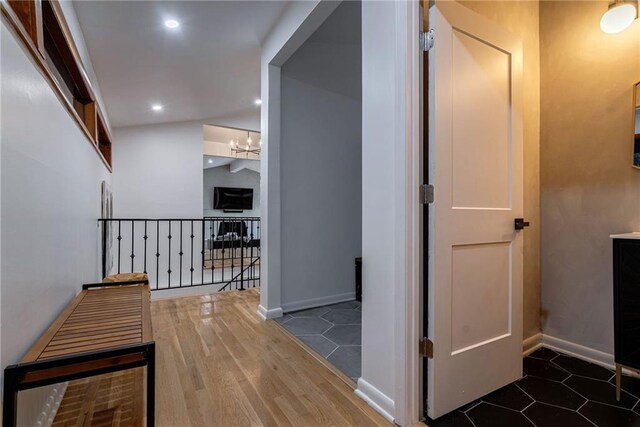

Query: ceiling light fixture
[164,19,180,29]
[230,131,261,158]
[151,104,163,112]
[600,0,638,34]
[254,99,262,105]
[208,159,213,164]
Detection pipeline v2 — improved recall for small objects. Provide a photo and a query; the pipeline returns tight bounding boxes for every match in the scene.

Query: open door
[426,1,524,419]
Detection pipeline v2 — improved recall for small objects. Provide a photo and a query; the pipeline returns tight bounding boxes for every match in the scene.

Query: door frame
[393,0,423,425]
[259,1,424,425]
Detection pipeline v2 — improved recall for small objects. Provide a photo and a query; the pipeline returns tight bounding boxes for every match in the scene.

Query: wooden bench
[2,280,155,427]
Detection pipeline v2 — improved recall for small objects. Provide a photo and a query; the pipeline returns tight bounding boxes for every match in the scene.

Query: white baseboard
[37,382,68,427]
[257,304,283,320]
[541,334,615,370]
[523,333,640,377]
[523,332,542,356]
[355,378,395,423]
[281,292,355,313]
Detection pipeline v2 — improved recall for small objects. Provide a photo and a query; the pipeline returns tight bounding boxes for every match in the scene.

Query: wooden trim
[83,101,97,142]
[44,0,99,103]
[0,0,113,172]
[6,0,37,42]
[97,106,113,141]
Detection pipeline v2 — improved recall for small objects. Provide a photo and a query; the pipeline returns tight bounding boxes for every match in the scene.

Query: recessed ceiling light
[151,104,163,112]
[254,99,262,105]
[208,159,213,164]
[164,19,180,29]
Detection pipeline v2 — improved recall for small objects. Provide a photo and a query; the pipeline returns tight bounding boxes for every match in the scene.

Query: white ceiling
[203,156,233,169]
[203,124,260,146]
[73,1,289,128]
[203,156,260,173]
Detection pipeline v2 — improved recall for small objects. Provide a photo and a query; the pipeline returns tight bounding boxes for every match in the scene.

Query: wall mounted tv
[213,187,253,211]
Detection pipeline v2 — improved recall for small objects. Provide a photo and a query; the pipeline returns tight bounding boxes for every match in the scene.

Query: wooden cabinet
[611,234,640,400]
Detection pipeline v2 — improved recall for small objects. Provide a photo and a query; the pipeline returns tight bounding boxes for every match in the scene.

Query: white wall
[112,116,258,219]
[278,1,362,311]
[1,15,111,423]
[112,121,204,218]
[358,0,417,421]
[203,166,260,218]
[360,0,397,413]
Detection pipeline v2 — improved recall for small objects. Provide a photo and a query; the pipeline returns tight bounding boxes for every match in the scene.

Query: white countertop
[610,232,640,240]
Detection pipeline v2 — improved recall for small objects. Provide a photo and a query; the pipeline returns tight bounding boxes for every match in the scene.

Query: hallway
[52,289,389,426]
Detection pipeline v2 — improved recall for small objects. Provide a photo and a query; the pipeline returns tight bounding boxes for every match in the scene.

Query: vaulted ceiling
[74,1,289,128]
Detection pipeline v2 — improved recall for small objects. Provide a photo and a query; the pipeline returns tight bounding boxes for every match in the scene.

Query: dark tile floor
[426,347,640,427]
[275,300,361,381]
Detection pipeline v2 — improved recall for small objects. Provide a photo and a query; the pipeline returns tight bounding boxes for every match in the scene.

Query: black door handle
[515,218,530,230]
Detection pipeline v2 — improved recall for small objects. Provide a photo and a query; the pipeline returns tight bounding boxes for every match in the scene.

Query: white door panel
[427,1,524,419]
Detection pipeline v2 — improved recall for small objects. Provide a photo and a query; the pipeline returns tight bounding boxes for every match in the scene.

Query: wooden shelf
[1,0,112,171]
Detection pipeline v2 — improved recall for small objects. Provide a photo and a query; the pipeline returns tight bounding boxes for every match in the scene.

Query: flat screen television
[213,187,253,211]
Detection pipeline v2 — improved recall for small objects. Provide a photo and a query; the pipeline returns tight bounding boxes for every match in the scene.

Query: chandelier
[230,131,261,157]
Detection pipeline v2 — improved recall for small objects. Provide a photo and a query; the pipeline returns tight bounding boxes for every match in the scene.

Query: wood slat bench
[2,280,155,427]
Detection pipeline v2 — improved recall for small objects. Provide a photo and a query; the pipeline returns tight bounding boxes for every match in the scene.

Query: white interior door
[427,1,524,419]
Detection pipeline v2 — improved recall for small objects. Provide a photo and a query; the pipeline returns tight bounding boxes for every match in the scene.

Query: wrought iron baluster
[201,220,205,285]
[250,219,254,272]
[117,220,122,274]
[209,221,214,265]
[222,219,226,284]
[143,220,148,274]
[190,221,194,286]
[210,219,215,284]
[167,221,172,288]
[156,221,160,290]
[236,220,245,291]
[179,221,183,287]
[130,220,135,272]
[101,219,107,279]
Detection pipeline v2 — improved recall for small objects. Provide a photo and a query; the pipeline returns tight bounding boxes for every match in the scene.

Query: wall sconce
[600,0,638,34]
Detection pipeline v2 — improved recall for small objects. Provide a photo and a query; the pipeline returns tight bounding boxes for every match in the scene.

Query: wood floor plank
[53,289,391,426]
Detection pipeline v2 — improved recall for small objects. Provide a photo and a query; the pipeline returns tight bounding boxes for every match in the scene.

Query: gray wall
[203,166,260,218]
[280,1,362,311]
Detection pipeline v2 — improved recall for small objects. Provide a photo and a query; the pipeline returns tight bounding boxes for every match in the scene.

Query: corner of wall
[257,304,283,320]
[355,378,395,423]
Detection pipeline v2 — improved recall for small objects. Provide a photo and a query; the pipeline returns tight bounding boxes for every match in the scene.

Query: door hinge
[420,184,434,204]
[420,29,434,52]
[419,337,434,358]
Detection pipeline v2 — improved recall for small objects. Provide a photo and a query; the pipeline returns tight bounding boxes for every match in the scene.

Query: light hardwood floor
[53,289,390,426]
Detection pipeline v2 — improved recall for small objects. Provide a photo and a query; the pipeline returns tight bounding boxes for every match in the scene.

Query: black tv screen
[214,187,253,210]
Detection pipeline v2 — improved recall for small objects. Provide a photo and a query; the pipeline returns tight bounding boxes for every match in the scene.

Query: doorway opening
[272,1,363,383]
[202,124,261,291]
